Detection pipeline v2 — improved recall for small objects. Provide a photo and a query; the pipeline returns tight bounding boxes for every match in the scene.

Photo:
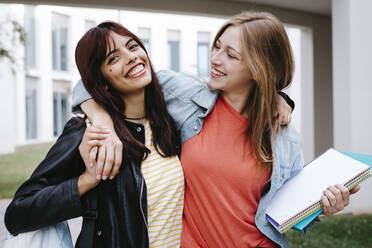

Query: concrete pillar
[150,25,168,70]
[0,4,19,154]
[12,5,27,145]
[0,61,17,154]
[333,0,372,214]
[35,6,53,141]
[181,26,197,74]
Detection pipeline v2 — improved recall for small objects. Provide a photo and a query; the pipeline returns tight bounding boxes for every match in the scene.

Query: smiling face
[100,32,152,96]
[208,25,253,95]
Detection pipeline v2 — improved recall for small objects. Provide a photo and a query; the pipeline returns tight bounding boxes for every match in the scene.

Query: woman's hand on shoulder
[321,184,360,216]
[275,93,292,125]
[79,125,122,181]
[78,126,108,195]
[80,99,123,181]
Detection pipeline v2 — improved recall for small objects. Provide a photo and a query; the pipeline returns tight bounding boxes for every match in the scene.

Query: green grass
[287,215,372,247]
[0,142,53,198]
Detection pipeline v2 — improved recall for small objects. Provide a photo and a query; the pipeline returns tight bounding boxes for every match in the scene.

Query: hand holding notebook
[266,148,371,233]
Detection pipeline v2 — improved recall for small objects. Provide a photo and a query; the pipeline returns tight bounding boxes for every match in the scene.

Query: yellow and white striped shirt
[141,120,184,248]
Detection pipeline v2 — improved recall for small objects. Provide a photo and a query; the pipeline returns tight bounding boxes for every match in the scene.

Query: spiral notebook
[266,148,371,233]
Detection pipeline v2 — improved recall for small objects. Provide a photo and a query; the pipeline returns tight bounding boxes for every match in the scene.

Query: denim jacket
[73,70,309,248]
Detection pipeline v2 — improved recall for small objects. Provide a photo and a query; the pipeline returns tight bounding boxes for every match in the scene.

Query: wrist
[78,172,99,196]
[91,115,115,131]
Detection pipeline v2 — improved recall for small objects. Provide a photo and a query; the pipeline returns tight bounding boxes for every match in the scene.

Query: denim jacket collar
[190,86,219,116]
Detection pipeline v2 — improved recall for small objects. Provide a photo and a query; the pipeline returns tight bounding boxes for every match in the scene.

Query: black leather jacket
[5,117,149,248]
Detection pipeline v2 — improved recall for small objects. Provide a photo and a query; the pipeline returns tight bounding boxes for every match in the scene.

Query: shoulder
[276,123,302,145]
[59,117,86,139]
[157,70,204,87]
[273,123,303,166]
[156,70,208,102]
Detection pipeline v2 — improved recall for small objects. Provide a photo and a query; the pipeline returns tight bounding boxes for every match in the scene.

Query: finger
[323,188,337,208]
[283,112,291,125]
[93,125,113,132]
[350,185,361,194]
[89,146,98,168]
[86,132,109,140]
[95,146,106,180]
[87,126,111,134]
[87,140,104,147]
[321,194,332,216]
[278,112,284,124]
[328,186,343,203]
[102,144,115,180]
[327,186,345,211]
[110,140,123,180]
[335,184,349,204]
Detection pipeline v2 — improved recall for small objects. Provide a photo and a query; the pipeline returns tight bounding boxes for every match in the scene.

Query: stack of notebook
[266,149,371,234]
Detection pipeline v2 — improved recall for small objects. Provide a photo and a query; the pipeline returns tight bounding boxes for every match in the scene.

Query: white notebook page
[266,148,369,224]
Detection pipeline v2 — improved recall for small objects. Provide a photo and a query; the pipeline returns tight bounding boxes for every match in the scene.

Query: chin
[207,79,222,91]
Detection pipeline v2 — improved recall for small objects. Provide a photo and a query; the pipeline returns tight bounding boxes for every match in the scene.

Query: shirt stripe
[141,120,184,248]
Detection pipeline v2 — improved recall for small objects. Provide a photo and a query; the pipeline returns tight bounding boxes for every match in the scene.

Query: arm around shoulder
[72,79,93,113]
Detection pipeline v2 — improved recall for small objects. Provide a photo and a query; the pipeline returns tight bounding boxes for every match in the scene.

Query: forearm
[5,178,83,235]
[81,99,114,131]
[78,172,99,196]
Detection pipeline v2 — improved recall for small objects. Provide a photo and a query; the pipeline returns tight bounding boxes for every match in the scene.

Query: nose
[126,51,138,65]
[210,49,221,66]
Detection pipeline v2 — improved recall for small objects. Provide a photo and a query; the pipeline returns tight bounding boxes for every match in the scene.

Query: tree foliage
[0,19,26,64]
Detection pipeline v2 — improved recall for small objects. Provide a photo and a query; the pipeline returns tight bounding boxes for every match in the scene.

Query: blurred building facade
[0,4,227,149]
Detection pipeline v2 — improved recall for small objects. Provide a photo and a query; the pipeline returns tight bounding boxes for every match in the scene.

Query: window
[25,78,38,140]
[138,27,151,56]
[53,92,68,136]
[197,32,211,77]
[52,12,69,71]
[85,19,96,32]
[167,30,180,72]
[24,5,36,68]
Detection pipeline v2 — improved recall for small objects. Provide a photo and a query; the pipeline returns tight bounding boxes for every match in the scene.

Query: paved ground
[0,199,82,248]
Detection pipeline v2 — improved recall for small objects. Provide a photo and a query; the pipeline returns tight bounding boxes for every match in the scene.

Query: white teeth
[127,64,144,77]
[211,68,225,77]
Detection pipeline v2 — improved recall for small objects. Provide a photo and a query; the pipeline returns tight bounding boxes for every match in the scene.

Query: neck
[121,89,146,121]
[221,83,253,117]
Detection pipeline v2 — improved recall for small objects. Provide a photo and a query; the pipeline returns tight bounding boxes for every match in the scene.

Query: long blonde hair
[212,11,294,170]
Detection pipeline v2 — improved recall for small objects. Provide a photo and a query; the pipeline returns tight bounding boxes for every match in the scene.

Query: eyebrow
[217,39,241,56]
[105,38,136,60]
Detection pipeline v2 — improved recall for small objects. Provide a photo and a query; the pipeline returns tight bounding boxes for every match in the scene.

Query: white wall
[333,0,372,214]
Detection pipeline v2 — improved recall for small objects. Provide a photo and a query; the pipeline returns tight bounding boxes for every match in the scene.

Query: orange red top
[180,96,277,248]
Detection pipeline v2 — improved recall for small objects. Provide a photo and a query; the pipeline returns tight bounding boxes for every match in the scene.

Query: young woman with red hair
[5,22,184,248]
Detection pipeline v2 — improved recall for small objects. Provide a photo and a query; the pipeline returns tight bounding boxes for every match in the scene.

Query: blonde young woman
[72,12,358,247]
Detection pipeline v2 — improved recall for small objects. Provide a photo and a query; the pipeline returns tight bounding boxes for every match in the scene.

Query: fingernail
[96,175,101,180]
[89,163,93,167]
[102,176,107,180]
[109,176,114,180]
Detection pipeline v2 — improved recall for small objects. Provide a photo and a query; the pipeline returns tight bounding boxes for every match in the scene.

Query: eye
[108,55,119,65]
[227,53,237,59]
[214,42,221,50]
[129,43,139,50]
